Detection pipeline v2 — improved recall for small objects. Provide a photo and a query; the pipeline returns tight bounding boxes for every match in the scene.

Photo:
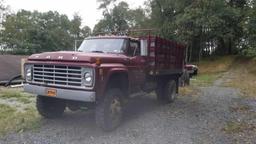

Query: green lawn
[0,88,41,136]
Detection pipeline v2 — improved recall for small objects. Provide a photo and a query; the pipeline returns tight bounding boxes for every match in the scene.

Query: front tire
[95,88,123,131]
[36,96,66,118]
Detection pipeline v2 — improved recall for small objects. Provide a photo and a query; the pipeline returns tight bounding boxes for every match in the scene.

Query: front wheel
[95,88,123,131]
[36,96,66,118]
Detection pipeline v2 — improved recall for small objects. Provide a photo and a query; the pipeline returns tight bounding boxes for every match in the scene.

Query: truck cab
[24,35,185,131]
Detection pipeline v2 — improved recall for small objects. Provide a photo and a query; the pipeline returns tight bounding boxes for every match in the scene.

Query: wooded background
[1,0,256,61]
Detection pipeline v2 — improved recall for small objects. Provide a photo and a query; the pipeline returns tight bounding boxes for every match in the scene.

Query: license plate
[46,88,57,97]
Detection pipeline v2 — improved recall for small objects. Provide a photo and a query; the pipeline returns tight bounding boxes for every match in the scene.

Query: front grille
[32,64,82,88]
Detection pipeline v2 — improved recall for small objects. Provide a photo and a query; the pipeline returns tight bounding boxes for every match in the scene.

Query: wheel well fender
[105,70,129,98]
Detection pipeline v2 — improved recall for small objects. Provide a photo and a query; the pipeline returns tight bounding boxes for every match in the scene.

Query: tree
[70,13,82,39]
[148,0,250,61]
[81,26,92,38]
[93,0,148,34]
[242,1,256,57]
[0,0,8,24]
[93,1,130,33]
[1,10,91,54]
[0,0,9,53]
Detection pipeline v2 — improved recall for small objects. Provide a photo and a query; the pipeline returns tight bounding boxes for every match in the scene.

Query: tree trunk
[228,37,232,54]
[217,37,226,55]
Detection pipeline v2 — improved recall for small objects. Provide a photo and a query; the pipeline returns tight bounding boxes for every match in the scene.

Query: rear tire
[194,69,198,76]
[36,96,66,118]
[184,71,190,86]
[163,80,177,103]
[156,81,165,103]
[95,88,123,131]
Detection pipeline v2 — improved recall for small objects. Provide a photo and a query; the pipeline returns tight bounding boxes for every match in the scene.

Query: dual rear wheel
[156,80,178,103]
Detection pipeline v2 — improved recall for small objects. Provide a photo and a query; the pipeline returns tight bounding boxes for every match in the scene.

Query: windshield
[78,38,126,53]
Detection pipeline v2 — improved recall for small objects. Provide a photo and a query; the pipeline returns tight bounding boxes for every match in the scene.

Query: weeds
[223,58,256,97]
[190,55,236,86]
[0,104,40,136]
[0,88,40,136]
[223,121,256,134]
[192,73,221,86]
[196,55,236,74]
[179,86,199,96]
[0,88,34,104]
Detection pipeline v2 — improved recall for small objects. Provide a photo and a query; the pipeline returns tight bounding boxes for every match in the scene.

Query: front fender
[96,64,129,100]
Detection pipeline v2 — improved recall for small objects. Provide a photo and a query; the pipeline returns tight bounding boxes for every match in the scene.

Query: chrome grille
[32,64,82,87]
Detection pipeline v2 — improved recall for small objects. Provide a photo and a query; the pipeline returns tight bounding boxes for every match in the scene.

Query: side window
[129,41,140,56]
[121,39,128,53]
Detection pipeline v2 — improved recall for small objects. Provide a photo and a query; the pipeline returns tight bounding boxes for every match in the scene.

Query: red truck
[23,35,186,131]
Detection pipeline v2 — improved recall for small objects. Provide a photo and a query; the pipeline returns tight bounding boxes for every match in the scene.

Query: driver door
[128,40,146,93]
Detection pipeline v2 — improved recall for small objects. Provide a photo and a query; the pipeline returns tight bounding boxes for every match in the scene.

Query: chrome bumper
[24,84,96,102]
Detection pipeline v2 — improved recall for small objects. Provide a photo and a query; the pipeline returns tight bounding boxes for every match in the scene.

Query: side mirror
[140,39,148,56]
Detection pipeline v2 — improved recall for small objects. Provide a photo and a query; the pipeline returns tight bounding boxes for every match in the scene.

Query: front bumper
[24,84,96,102]
[187,69,194,74]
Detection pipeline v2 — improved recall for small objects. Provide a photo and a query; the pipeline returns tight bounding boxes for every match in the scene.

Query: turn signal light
[96,58,101,65]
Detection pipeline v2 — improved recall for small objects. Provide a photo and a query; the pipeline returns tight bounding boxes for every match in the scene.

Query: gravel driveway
[0,75,255,144]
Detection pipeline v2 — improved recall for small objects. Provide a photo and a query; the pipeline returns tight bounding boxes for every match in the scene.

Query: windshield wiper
[91,50,104,53]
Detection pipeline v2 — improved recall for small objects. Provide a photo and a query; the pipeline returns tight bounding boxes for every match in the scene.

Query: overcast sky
[4,0,146,29]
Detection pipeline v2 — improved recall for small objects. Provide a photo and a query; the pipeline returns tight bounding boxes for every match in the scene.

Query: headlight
[81,68,94,87]
[25,65,33,81]
[84,72,92,82]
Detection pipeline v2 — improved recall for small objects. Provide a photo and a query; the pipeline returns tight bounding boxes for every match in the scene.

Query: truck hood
[28,51,128,64]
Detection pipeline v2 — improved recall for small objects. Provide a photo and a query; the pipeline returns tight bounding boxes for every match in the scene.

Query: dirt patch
[179,86,199,96]
[223,121,256,134]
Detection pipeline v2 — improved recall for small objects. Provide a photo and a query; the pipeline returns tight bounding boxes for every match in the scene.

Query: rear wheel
[194,69,198,76]
[156,80,177,103]
[156,81,165,103]
[184,71,190,86]
[163,80,177,103]
[36,96,66,118]
[95,88,123,131]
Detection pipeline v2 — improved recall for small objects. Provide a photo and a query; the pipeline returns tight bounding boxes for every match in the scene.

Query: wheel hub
[110,98,121,122]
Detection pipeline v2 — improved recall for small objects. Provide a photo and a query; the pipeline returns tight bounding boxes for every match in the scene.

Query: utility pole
[74,40,83,51]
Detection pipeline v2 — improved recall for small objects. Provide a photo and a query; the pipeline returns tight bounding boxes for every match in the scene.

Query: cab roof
[86,35,139,41]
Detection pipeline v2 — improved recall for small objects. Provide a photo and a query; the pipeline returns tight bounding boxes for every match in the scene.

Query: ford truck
[24,35,186,131]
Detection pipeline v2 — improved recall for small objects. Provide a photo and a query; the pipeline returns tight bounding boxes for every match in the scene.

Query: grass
[223,57,256,97]
[192,73,221,87]
[0,87,40,136]
[223,121,256,134]
[0,104,40,136]
[196,55,236,74]
[179,85,200,97]
[189,56,236,86]
[193,55,256,97]
[0,88,34,104]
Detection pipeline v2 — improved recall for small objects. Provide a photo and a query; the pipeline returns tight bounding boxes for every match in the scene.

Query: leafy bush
[240,47,256,58]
